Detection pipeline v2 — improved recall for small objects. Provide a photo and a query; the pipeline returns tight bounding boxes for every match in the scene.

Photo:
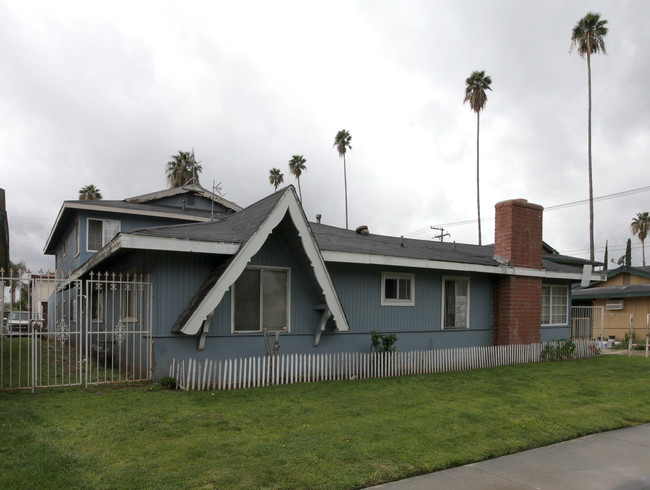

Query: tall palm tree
[288,155,307,202]
[166,149,203,187]
[78,184,102,200]
[571,12,608,262]
[333,129,352,229]
[463,70,492,246]
[268,168,284,191]
[631,211,650,266]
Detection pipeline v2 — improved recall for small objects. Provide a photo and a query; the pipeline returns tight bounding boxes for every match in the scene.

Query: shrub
[370,330,397,353]
[158,376,177,390]
[541,339,576,361]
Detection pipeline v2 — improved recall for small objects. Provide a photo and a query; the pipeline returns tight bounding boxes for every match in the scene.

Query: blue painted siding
[151,329,493,379]
[326,262,493,334]
[57,210,196,272]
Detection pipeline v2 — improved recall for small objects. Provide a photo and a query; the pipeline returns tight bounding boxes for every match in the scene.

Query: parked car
[7,311,30,335]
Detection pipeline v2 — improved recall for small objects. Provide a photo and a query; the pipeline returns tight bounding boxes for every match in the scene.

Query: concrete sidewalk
[371,424,650,489]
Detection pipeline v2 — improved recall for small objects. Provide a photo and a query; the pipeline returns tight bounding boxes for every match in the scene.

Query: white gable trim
[177,188,349,335]
[321,250,607,282]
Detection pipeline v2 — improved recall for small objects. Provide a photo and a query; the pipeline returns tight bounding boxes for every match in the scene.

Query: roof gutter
[320,250,607,282]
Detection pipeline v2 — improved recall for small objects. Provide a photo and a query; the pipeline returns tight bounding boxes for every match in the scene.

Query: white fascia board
[179,189,349,335]
[43,204,67,253]
[67,202,214,222]
[43,202,213,253]
[119,234,240,255]
[321,251,606,282]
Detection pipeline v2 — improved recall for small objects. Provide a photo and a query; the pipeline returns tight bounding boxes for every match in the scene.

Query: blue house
[44,185,604,380]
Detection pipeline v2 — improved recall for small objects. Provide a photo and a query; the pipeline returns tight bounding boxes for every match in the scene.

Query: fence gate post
[628,314,634,356]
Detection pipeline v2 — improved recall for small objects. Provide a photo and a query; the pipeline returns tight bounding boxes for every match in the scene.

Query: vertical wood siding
[326,262,492,333]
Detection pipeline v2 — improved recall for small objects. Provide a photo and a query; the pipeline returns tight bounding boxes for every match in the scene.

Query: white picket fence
[169,340,600,392]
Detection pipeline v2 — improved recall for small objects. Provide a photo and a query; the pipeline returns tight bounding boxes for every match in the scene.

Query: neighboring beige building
[573,266,650,341]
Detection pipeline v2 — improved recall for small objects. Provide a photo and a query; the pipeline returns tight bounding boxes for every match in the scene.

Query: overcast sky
[1,0,649,273]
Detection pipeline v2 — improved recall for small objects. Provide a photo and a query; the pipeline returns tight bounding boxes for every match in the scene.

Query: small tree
[166,149,202,187]
[288,155,307,202]
[79,185,102,200]
[268,168,284,192]
[630,211,650,266]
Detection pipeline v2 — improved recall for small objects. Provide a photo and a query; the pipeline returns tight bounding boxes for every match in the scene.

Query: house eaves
[572,284,650,299]
[44,201,219,254]
[320,250,607,282]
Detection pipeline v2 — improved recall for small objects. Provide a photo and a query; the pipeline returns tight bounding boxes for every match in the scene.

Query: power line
[404,184,650,237]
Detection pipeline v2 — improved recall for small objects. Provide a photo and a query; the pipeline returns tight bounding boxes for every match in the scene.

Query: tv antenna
[431,226,450,242]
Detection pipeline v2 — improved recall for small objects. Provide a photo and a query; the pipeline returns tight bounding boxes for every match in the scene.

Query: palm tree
[571,12,608,262]
[268,168,284,192]
[78,185,102,200]
[166,149,203,187]
[631,212,650,266]
[463,70,492,246]
[333,129,352,229]
[288,155,307,202]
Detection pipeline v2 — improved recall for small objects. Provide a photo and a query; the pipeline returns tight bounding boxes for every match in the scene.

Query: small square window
[381,272,414,306]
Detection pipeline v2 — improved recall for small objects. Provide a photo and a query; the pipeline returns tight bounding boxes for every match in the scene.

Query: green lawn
[1,355,649,489]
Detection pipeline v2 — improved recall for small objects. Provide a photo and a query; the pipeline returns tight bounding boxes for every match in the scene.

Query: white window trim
[231,266,291,334]
[380,271,415,306]
[441,276,471,329]
[541,284,569,326]
[86,218,121,252]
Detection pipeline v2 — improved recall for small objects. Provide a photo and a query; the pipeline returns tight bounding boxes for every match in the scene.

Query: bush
[158,376,177,390]
[370,330,397,353]
[541,339,576,361]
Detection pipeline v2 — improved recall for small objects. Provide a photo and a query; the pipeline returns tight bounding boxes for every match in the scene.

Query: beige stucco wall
[593,296,650,341]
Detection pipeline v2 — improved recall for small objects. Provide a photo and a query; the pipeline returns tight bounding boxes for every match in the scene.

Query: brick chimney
[492,199,544,345]
[494,199,543,268]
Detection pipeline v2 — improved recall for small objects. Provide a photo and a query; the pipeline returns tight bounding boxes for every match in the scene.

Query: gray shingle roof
[572,284,650,299]
[130,188,286,244]
[125,187,585,274]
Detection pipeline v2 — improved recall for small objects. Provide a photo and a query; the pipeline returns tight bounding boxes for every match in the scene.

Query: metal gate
[1,269,152,392]
[571,306,604,340]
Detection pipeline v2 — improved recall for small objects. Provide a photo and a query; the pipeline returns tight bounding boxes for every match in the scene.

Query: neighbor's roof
[572,284,650,299]
[125,183,242,212]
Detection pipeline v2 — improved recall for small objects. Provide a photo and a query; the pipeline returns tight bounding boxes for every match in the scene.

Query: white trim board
[321,250,607,282]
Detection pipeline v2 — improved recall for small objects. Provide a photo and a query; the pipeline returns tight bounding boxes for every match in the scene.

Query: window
[87,219,120,252]
[232,267,290,333]
[541,285,568,325]
[381,272,414,306]
[442,277,470,329]
[62,238,67,257]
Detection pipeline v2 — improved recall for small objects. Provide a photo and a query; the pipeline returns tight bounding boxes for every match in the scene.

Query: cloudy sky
[1,0,649,273]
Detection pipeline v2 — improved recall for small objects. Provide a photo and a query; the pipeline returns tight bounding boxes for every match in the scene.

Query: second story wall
[54,210,197,272]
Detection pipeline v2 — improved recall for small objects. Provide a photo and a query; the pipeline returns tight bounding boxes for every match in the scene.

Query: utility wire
[404,184,650,238]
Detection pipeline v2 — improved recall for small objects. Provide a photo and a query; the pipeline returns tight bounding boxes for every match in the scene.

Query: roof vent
[316,214,322,224]
[356,225,369,235]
